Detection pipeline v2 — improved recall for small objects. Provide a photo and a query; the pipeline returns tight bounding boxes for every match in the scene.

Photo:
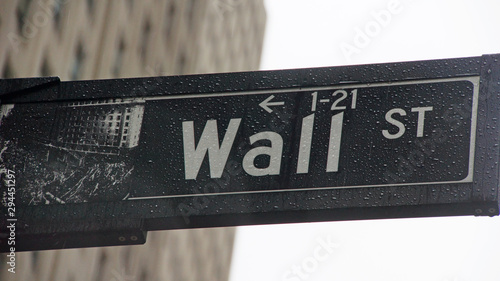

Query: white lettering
[382,108,406,139]
[326,112,344,172]
[183,119,241,179]
[243,131,283,176]
[411,106,433,137]
[297,114,314,174]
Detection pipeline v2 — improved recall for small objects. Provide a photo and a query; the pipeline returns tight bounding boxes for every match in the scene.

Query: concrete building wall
[0,0,266,280]
[0,0,266,79]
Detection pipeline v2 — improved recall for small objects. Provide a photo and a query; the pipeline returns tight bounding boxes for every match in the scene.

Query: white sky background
[230,1,500,281]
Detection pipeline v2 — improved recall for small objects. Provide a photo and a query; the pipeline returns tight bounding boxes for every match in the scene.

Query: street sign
[1,54,500,251]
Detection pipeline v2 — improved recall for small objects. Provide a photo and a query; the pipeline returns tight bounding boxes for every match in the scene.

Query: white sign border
[129,76,480,200]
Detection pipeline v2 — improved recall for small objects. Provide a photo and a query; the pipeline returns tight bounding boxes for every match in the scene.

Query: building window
[71,43,86,80]
[140,20,151,61]
[113,39,126,77]
[16,0,33,34]
[2,62,15,78]
[164,3,176,39]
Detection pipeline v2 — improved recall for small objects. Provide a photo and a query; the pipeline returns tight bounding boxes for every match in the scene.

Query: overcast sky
[230,1,500,281]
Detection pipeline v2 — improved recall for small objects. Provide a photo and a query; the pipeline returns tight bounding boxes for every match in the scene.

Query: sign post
[1,54,499,251]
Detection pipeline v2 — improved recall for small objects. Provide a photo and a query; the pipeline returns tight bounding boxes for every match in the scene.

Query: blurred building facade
[0,0,266,280]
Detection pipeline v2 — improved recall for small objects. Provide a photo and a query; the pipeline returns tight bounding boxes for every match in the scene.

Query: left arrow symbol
[259,95,285,113]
